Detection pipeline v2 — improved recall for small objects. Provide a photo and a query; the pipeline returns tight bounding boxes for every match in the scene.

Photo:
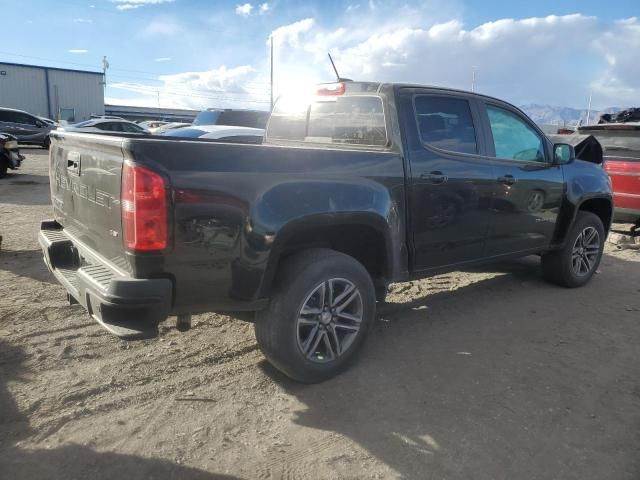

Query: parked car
[152,122,191,135]
[0,107,55,148]
[139,120,169,131]
[192,108,269,129]
[0,132,25,178]
[163,125,264,143]
[579,122,640,224]
[40,81,612,383]
[37,116,59,127]
[58,119,150,135]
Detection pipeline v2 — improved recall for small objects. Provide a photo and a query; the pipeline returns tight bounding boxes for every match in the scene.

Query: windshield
[192,110,222,126]
[267,95,387,147]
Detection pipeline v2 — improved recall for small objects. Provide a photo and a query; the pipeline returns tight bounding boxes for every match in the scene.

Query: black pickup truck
[40,81,613,382]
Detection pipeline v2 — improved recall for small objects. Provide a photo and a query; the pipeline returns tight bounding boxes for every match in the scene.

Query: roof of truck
[337,80,522,107]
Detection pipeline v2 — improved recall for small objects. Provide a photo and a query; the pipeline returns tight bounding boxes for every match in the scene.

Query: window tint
[122,122,144,133]
[0,110,14,122]
[14,112,37,126]
[268,95,387,147]
[217,111,269,129]
[414,96,477,154]
[487,105,545,162]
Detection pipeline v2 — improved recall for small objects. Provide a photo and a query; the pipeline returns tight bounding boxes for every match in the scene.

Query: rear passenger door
[480,102,564,255]
[400,89,496,270]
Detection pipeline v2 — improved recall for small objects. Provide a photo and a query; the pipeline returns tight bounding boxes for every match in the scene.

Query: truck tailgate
[49,132,128,271]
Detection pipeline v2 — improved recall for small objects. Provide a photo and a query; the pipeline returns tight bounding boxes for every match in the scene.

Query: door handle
[420,171,448,185]
[497,174,517,186]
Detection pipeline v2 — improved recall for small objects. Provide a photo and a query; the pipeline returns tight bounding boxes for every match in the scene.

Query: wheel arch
[553,195,613,246]
[258,213,394,298]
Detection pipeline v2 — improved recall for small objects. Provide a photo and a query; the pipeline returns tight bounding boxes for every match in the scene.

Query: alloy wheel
[296,278,363,363]
[571,226,600,277]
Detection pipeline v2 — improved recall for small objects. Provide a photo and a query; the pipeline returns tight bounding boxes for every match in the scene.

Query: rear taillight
[121,162,167,251]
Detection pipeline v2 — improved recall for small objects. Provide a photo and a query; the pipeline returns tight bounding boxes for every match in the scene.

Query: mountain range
[519,104,621,127]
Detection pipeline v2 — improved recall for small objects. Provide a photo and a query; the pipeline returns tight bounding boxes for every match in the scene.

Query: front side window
[268,95,387,147]
[14,113,37,126]
[414,95,477,154]
[487,105,545,162]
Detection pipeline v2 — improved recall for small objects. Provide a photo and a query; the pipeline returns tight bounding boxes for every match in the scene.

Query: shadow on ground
[0,340,245,480]
[261,254,640,479]
[0,250,56,284]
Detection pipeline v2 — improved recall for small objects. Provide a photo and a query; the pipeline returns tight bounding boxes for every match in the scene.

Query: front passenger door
[482,103,564,256]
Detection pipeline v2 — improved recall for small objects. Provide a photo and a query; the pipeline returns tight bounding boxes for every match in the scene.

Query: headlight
[3,140,18,150]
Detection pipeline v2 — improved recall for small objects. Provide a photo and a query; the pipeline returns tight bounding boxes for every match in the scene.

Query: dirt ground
[1,148,639,480]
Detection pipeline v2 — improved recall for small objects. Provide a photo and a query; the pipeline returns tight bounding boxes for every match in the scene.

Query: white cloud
[112,0,175,11]
[105,10,640,110]
[68,49,89,54]
[235,3,253,17]
[108,65,269,109]
[259,3,269,14]
[591,17,640,106]
[144,19,181,35]
[265,13,640,108]
[154,57,172,62]
[72,18,93,23]
[270,18,315,47]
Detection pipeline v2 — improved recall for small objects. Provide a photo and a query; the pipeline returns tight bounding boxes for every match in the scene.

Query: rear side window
[268,95,387,147]
[217,111,269,129]
[487,105,545,162]
[414,95,477,154]
[0,110,14,122]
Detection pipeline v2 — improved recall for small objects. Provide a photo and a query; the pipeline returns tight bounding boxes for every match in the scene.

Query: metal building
[0,62,104,123]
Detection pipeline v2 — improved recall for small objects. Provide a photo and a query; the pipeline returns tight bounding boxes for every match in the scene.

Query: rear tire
[255,248,376,383]
[541,211,605,287]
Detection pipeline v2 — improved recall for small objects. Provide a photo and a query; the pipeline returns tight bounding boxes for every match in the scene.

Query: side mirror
[553,143,575,165]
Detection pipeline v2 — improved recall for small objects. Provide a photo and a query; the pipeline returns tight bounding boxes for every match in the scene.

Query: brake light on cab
[121,162,167,251]
[316,82,346,96]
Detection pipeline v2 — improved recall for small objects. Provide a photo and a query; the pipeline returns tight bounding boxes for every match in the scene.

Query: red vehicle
[579,123,640,224]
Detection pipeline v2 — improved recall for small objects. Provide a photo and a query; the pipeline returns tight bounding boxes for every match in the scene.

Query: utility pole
[471,66,477,93]
[270,34,274,111]
[585,90,593,126]
[157,89,160,108]
[102,56,109,90]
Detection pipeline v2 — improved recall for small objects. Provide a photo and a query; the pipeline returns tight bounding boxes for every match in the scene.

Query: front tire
[255,248,376,383]
[541,211,605,287]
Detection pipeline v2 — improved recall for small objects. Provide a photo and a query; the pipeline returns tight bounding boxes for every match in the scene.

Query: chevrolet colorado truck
[40,81,613,383]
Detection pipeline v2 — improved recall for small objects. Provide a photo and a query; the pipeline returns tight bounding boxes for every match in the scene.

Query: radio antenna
[328,53,340,81]
[327,53,352,82]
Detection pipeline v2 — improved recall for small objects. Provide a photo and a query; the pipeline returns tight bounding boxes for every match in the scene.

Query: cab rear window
[267,95,387,147]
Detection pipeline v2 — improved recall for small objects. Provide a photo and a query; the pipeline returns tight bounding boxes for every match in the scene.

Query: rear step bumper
[39,220,172,339]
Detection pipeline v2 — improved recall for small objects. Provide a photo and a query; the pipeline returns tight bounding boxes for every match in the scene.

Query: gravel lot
[1,148,639,480]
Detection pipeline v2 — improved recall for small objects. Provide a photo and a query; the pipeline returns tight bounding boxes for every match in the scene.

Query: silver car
[0,107,55,148]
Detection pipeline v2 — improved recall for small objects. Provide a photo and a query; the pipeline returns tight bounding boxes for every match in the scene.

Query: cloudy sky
[2,0,639,110]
